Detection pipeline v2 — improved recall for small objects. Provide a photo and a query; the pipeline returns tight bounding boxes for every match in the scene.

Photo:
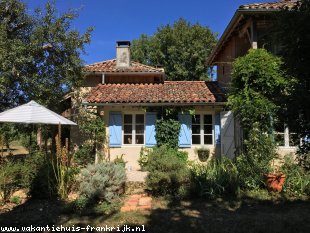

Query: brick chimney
[116,41,131,68]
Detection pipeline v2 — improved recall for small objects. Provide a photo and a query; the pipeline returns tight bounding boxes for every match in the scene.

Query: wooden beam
[238,19,252,38]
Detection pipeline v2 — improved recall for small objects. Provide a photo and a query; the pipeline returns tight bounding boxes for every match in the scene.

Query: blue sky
[24,0,271,64]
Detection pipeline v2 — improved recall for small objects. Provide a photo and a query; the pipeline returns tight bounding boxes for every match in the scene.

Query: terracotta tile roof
[85,81,226,104]
[84,59,164,73]
[240,0,299,10]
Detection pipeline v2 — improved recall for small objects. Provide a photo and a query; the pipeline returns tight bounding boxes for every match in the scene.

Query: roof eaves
[206,10,242,66]
[82,71,165,75]
[82,102,227,107]
[206,7,280,66]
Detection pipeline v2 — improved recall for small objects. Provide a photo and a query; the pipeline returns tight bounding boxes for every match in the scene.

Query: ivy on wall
[155,119,180,149]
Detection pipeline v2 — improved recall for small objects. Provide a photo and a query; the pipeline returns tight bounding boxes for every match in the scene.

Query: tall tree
[131,18,217,81]
[0,0,92,111]
[0,0,32,110]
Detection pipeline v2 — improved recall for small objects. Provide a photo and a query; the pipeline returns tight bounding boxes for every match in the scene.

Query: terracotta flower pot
[264,173,286,192]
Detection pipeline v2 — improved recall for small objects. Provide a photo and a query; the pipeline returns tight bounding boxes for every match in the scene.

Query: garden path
[121,194,152,212]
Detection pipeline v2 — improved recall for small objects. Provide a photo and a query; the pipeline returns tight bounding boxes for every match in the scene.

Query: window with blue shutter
[145,112,157,147]
[178,113,191,147]
[215,112,221,145]
[109,112,122,147]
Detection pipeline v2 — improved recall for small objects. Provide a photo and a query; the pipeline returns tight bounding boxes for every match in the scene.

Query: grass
[0,193,309,233]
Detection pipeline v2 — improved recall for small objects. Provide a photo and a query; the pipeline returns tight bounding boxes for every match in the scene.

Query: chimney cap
[116,41,131,47]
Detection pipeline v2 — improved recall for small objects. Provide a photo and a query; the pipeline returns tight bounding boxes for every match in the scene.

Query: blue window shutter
[215,112,221,145]
[178,113,191,148]
[109,112,122,147]
[145,112,157,147]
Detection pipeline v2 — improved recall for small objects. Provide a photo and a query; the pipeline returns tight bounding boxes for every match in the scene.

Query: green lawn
[1,194,309,233]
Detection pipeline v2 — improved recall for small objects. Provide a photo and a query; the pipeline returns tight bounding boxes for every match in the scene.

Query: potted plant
[263,160,286,192]
[264,173,286,192]
[194,147,210,162]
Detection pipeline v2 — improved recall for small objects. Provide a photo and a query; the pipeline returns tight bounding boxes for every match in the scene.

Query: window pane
[275,133,284,146]
[124,114,132,124]
[289,133,299,146]
[136,135,144,144]
[192,125,200,134]
[274,120,284,132]
[124,135,133,144]
[136,125,144,134]
[124,125,132,134]
[204,115,212,124]
[136,114,144,124]
[204,135,213,144]
[192,135,201,144]
[204,125,212,134]
[192,115,200,124]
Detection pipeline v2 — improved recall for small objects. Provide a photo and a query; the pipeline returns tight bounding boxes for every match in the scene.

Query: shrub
[113,154,127,168]
[189,157,239,199]
[73,143,94,166]
[155,119,180,148]
[146,145,190,198]
[28,156,58,199]
[175,150,188,162]
[280,155,310,196]
[138,147,153,170]
[236,125,275,190]
[78,162,126,203]
[0,160,21,202]
[72,195,93,214]
[20,150,47,189]
[22,150,79,200]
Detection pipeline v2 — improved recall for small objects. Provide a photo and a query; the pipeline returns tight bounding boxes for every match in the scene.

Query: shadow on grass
[0,197,119,231]
[0,198,64,227]
[1,195,309,233]
[144,195,310,233]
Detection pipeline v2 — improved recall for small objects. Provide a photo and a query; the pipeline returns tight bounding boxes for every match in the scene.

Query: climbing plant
[228,49,293,189]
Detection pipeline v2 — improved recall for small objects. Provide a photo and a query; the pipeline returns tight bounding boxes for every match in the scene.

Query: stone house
[79,41,229,170]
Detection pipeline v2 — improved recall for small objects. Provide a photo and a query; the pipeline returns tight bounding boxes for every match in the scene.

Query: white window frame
[275,123,299,148]
[192,113,214,146]
[122,113,145,146]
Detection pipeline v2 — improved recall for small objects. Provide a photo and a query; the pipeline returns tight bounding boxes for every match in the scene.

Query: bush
[113,154,127,168]
[155,119,180,148]
[28,156,58,199]
[72,195,122,215]
[78,162,126,203]
[146,145,190,198]
[138,147,153,170]
[0,160,21,202]
[73,143,94,166]
[236,125,275,190]
[20,151,45,189]
[175,150,188,162]
[189,157,239,199]
[280,155,310,196]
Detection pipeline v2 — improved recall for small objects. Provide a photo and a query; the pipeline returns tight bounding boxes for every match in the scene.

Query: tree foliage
[274,0,310,153]
[228,49,292,188]
[229,49,292,133]
[131,18,217,81]
[0,0,92,111]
